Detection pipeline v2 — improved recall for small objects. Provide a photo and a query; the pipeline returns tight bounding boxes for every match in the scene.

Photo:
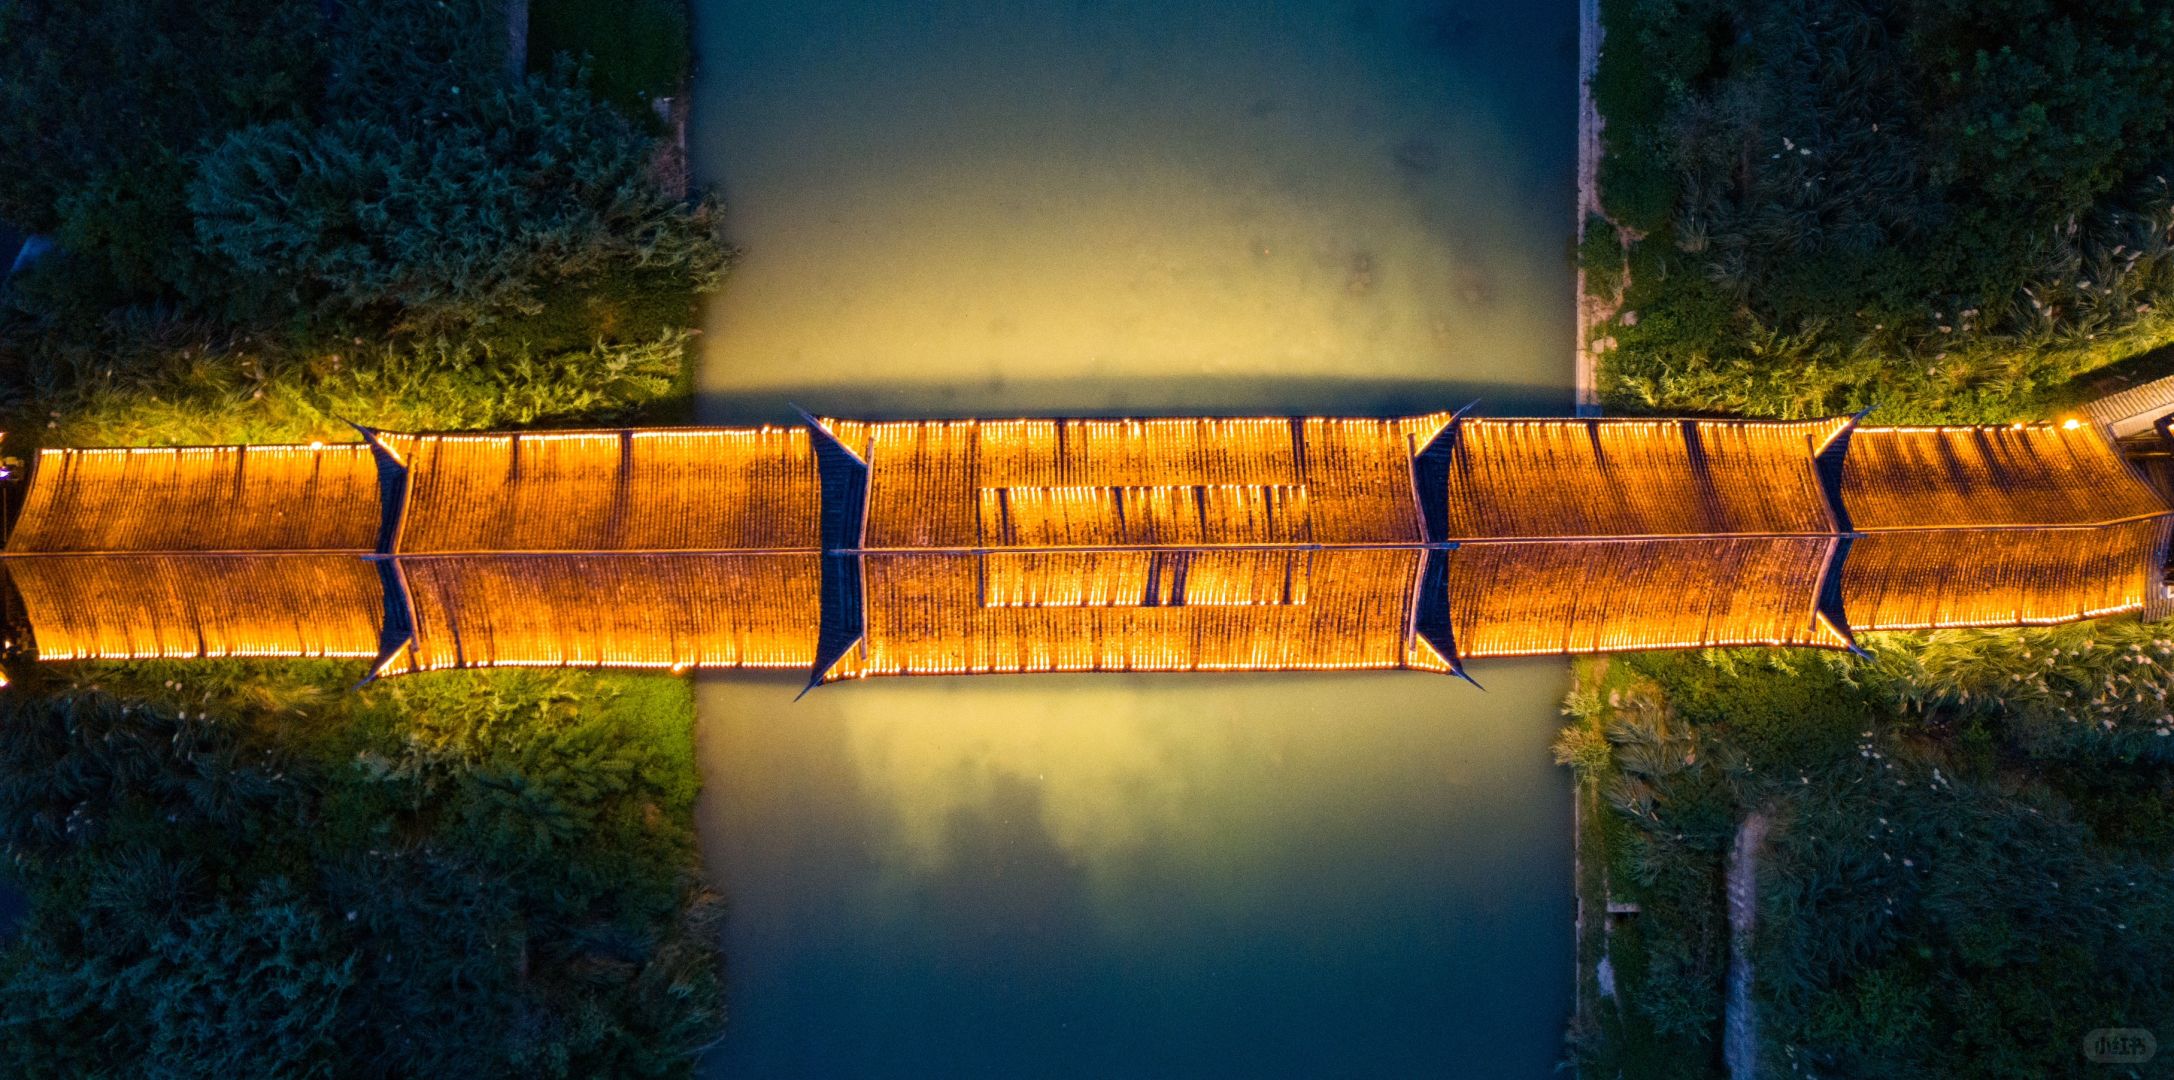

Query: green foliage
[1593,0,2174,418]
[1756,744,2174,1080]
[1627,650,1872,771]
[0,317,687,449]
[190,72,728,332]
[0,0,723,1070]
[1578,213,1626,304]
[0,672,720,1079]
[1553,723,1613,775]
[1864,621,2174,762]
[0,0,319,231]
[1568,625,2174,1077]
[0,0,729,350]
[1589,0,1705,231]
[529,0,692,116]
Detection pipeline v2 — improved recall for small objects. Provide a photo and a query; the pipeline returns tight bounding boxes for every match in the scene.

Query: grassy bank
[0,0,730,1073]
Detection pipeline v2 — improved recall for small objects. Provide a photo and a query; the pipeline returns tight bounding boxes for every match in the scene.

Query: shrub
[1594,0,2174,419]
[0,674,722,1079]
[0,0,319,231]
[529,0,692,116]
[190,74,729,332]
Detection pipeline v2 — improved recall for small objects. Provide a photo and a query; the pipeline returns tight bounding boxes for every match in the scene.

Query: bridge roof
[4,414,2169,682]
[1833,424,2174,629]
[1840,424,2168,529]
[818,548,1450,681]
[817,414,1450,550]
[381,554,818,674]
[1447,537,1851,657]
[1439,417,1847,539]
[4,553,383,661]
[1841,519,2170,631]
[380,427,820,553]
[6,443,378,554]
[1,443,386,663]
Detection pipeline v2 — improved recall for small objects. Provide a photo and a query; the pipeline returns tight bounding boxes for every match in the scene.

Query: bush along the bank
[190,62,726,334]
[0,0,729,412]
[1562,638,2174,1080]
[10,318,689,450]
[1589,0,2174,420]
[0,0,732,1073]
[0,669,722,1080]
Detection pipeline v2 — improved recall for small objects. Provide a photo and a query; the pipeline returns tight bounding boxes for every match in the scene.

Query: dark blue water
[690,1,1578,1075]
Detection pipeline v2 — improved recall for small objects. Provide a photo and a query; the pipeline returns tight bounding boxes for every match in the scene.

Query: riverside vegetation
[0,0,731,1075]
[1586,0,2174,421]
[1574,0,2174,1076]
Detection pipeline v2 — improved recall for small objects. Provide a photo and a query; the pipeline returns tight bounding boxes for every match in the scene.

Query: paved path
[1724,810,1772,1080]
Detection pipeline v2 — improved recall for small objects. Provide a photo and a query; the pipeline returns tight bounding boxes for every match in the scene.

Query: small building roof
[2081,372,2174,441]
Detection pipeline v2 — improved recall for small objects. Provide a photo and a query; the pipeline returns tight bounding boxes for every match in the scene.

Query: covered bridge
[3,411,2167,687]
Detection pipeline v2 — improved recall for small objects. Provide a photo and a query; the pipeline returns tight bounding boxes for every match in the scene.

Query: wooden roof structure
[1836,424,2174,628]
[364,427,820,676]
[803,415,1458,682]
[1427,417,1857,658]
[3,412,2168,686]
[1,445,385,661]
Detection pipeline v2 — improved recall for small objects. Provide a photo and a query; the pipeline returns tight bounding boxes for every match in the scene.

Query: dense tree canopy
[1592,0,2174,417]
[1565,635,2174,1079]
[0,0,726,337]
[0,1,730,1074]
[0,675,722,1079]
[191,74,727,331]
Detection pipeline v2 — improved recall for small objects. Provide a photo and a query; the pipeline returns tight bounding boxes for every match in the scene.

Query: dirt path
[1574,0,1604,416]
[1724,810,1771,1080]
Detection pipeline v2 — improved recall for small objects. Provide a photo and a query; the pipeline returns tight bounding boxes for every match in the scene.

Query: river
[689,1,1578,1075]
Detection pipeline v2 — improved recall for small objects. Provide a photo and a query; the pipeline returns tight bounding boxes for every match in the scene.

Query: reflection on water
[694,0,1575,422]
[699,668,1572,1078]
[690,0,1576,1074]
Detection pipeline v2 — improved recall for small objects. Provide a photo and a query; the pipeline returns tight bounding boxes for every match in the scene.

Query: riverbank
[0,2,732,1071]
[1569,1,2174,1072]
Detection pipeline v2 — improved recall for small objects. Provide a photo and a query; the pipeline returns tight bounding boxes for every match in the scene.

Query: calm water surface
[690,1,1577,1075]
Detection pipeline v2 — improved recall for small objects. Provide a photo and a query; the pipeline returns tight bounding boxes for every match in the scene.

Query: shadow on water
[695,376,1575,425]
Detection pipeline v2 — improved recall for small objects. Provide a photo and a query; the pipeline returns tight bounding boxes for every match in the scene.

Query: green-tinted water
[690,1,1577,1074]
